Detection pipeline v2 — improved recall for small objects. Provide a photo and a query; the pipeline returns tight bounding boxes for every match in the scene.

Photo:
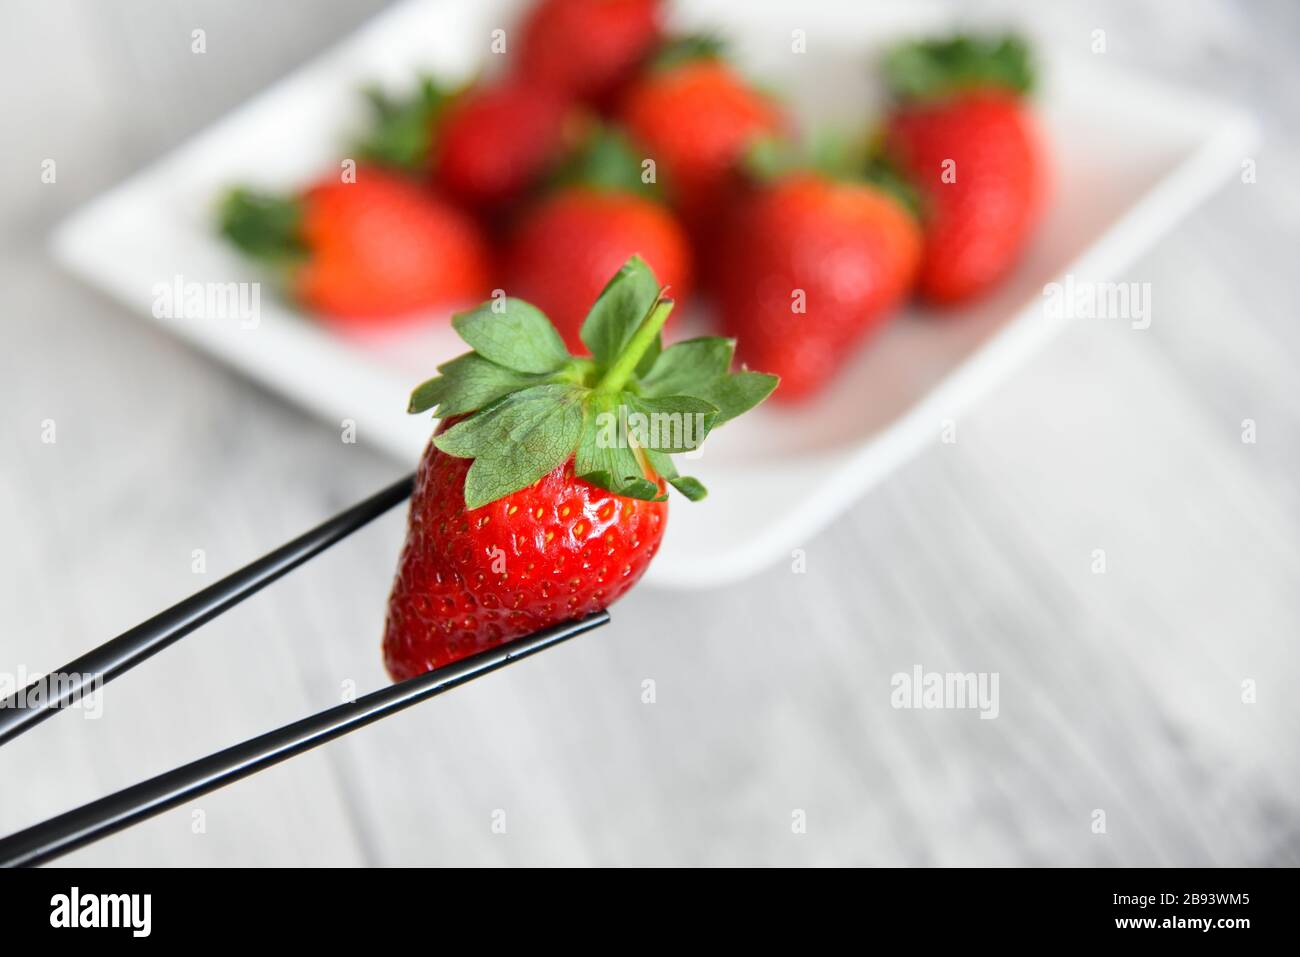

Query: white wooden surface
[2,0,1297,866]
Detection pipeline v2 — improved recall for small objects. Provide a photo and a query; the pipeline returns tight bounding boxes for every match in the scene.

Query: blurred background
[2,0,1298,866]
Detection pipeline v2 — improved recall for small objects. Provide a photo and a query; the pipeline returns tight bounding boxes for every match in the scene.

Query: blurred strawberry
[518,0,663,109]
[504,128,692,352]
[358,76,573,213]
[218,167,490,325]
[716,170,921,401]
[435,82,573,211]
[881,34,1049,305]
[619,39,785,244]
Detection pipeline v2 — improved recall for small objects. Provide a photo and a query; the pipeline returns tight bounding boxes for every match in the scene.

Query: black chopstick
[0,472,415,747]
[0,611,609,867]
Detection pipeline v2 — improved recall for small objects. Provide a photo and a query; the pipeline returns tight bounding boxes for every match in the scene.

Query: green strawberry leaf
[694,371,779,426]
[742,135,802,183]
[217,188,306,266]
[435,384,586,508]
[453,299,571,374]
[863,151,923,220]
[652,34,728,71]
[883,34,1034,102]
[579,256,661,369]
[575,394,662,501]
[355,74,456,171]
[627,394,718,453]
[638,340,773,427]
[408,353,544,416]
[644,449,708,502]
[639,337,735,397]
[554,125,660,200]
[666,474,708,501]
[408,256,778,509]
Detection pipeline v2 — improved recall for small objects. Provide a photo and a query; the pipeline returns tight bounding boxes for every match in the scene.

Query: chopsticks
[0,469,611,865]
[0,472,416,747]
[0,612,609,868]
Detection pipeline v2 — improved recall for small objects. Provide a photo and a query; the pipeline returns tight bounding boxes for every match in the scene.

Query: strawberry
[715,171,921,401]
[358,77,572,213]
[385,256,777,678]
[218,167,490,324]
[619,40,785,243]
[384,446,665,678]
[517,0,663,109]
[504,129,692,353]
[880,34,1049,305]
[434,82,572,211]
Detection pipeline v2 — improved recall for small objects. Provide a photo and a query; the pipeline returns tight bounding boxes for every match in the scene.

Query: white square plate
[52,0,1256,588]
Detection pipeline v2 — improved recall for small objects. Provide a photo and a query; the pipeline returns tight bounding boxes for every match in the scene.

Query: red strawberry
[504,129,692,353]
[506,190,692,353]
[358,77,572,213]
[434,82,572,211]
[716,172,922,401]
[218,167,490,325]
[518,0,663,109]
[881,35,1049,305]
[384,442,666,678]
[385,256,777,678]
[619,45,784,242]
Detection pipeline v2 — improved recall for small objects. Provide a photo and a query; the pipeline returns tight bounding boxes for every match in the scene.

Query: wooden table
[2,0,1297,866]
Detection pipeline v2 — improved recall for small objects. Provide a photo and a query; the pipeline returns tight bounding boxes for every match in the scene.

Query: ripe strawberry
[517,0,663,109]
[385,256,777,678]
[358,77,572,213]
[506,190,692,353]
[619,42,785,241]
[218,167,490,324]
[434,82,572,211]
[384,441,666,678]
[715,172,921,401]
[504,129,692,353]
[881,35,1049,305]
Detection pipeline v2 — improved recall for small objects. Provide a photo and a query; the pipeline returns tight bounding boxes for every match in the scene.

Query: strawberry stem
[218,188,306,265]
[596,298,674,394]
[882,34,1034,101]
